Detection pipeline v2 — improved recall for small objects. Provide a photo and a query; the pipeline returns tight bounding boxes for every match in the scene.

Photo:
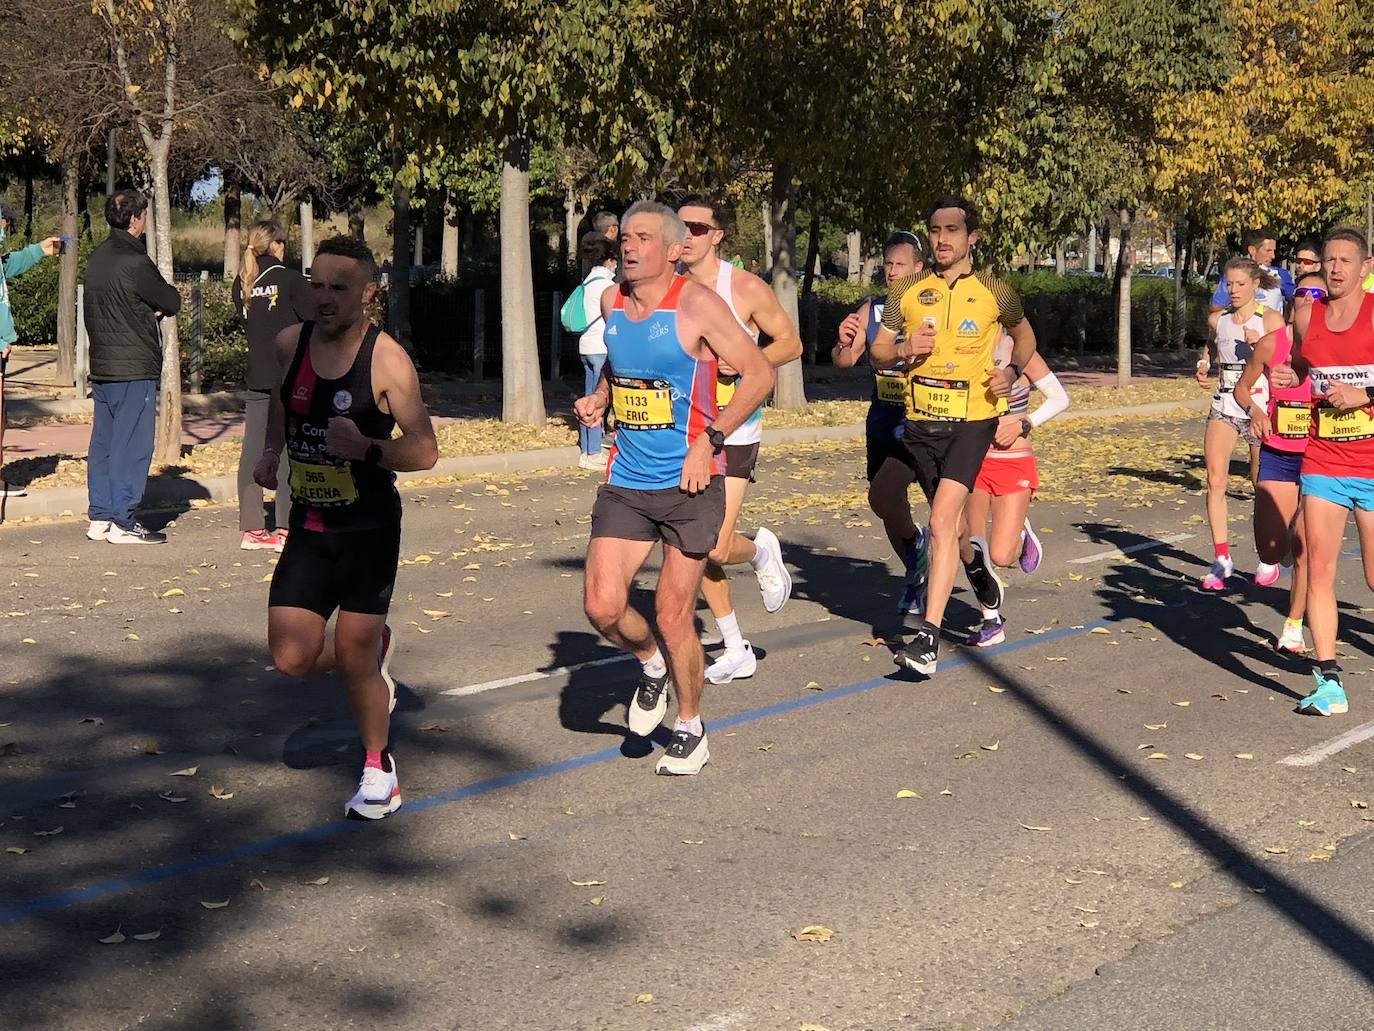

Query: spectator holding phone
[0,202,61,498]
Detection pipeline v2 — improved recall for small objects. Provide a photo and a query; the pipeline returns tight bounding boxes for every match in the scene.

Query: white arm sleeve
[1028,370,1069,429]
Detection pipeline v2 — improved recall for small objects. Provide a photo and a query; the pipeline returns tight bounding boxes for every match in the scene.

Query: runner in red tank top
[1270,228,1374,716]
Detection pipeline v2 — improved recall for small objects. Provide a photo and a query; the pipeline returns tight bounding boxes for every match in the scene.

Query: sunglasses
[683,220,719,237]
[1296,257,1321,266]
[1295,287,1327,300]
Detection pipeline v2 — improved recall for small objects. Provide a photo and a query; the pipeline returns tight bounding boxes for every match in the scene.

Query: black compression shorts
[269,525,402,618]
[903,418,1000,501]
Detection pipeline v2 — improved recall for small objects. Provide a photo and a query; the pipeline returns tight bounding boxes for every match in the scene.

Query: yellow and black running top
[881,269,1025,422]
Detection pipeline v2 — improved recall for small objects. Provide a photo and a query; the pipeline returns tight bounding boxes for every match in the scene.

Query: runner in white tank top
[677,195,802,684]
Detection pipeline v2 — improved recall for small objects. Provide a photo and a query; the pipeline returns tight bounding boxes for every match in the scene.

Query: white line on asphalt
[441,654,631,697]
[1067,532,1195,565]
[1277,718,1374,767]
[682,1012,749,1031]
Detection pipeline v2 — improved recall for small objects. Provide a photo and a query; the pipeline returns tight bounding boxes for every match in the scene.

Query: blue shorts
[1301,474,1374,512]
[1258,445,1303,485]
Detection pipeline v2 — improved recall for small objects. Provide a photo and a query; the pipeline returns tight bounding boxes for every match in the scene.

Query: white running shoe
[628,671,670,737]
[705,643,757,684]
[377,624,396,714]
[344,756,402,820]
[1276,622,1308,654]
[1254,562,1281,587]
[752,527,792,613]
[577,453,604,471]
[87,520,112,541]
[655,726,709,776]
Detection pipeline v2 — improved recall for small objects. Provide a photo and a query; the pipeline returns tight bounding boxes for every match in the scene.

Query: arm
[690,287,775,439]
[326,335,438,471]
[831,302,869,369]
[738,274,802,369]
[871,274,932,369]
[290,271,316,322]
[1,242,50,279]
[991,280,1035,397]
[252,325,302,489]
[573,285,619,427]
[134,260,182,316]
[1234,326,1279,438]
[1024,352,1069,429]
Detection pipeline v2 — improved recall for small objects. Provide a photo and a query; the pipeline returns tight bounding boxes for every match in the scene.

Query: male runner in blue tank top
[576,201,775,775]
[253,235,438,820]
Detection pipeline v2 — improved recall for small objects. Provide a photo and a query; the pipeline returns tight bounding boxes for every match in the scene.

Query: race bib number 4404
[612,377,675,430]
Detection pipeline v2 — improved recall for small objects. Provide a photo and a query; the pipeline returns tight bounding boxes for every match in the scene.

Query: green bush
[812,278,883,306]
[176,281,248,389]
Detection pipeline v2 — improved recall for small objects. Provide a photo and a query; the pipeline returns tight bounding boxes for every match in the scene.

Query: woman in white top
[577,234,619,468]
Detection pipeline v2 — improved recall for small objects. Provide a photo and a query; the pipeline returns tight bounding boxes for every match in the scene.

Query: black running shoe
[894,626,939,675]
[964,537,1004,610]
[627,671,670,736]
[655,725,709,775]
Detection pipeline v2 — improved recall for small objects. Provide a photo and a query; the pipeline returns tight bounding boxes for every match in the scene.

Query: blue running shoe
[899,528,928,615]
[1297,669,1349,717]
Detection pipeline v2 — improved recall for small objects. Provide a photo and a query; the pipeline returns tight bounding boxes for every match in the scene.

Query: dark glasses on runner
[1295,256,1321,267]
[682,220,719,237]
[1295,286,1327,300]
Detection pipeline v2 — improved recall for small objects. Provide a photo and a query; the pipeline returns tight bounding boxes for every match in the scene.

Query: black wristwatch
[1020,418,1033,437]
[363,442,383,466]
[1365,386,1374,406]
[705,427,726,454]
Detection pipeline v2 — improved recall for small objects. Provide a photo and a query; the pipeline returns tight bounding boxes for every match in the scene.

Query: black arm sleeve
[136,259,182,316]
[290,271,316,321]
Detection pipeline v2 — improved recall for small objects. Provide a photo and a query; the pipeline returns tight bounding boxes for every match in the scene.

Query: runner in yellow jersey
[867,197,1037,675]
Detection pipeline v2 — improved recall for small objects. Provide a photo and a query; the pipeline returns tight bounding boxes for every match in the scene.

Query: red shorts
[974,452,1038,497]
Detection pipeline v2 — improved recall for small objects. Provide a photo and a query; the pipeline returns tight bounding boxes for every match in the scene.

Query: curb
[8,390,255,421]
[0,397,1210,524]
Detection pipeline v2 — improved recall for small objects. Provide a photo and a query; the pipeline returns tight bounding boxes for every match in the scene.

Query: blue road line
[0,617,1111,927]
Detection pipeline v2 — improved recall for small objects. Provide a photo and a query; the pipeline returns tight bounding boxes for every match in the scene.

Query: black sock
[922,620,940,638]
[1318,659,1341,677]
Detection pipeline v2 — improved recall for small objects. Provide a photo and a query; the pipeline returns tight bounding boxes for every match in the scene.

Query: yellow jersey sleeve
[978,271,1025,329]
[881,273,922,333]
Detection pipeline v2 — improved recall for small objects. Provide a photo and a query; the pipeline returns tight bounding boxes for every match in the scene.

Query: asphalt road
[3,421,1373,1030]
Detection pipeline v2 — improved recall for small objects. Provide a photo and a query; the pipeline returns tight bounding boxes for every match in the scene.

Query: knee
[1206,468,1229,492]
[271,641,315,679]
[654,596,695,643]
[333,634,377,680]
[584,591,624,635]
[990,543,1019,568]
[928,507,960,542]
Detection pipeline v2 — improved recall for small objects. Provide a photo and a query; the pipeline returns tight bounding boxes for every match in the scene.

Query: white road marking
[441,654,631,697]
[1068,532,1195,565]
[1277,718,1374,767]
[683,1012,749,1031]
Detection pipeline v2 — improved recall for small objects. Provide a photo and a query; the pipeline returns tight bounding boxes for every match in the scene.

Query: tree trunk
[1116,208,1133,387]
[23,163,35,239]
[56,159,80,386]
[563,187,581,272]
[389,157,412,349]
[442,191,461,280]
[222,180,241,282]
[846,230,861,281]
[769,161,806,410]
[149,143,181,467]
[413,203,424,266]
[1171,223,1187,350]
[499,129,545,425]
[347,203,365,240]
[860,251,876,284]
[299,197,315,272]
[1054,239,1066,276]
[801,210,820,301]
[78,175,91,239]
[1086,222,1097,273]
[761,200,773,274]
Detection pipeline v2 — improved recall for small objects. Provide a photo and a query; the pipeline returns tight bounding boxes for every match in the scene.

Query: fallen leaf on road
[1064,877,1083,884]
[589,896,606,906]
[757,744,772,752]
[161,588,184,598]
[98,926,126,944]
[1298,819,1316,827]
[249,879,270,891]
[1046,656,1068,662]
[159,791,186,803]
[305,876,330,886]
[139,740,163,755]
[1171,701,1191,707]
[1184,753,1203,761]
[78,716,104,726]
[1144,723,1167,730]
[419,722,449,732]
[1343,766,1358,774]
[940,789,953,796]
[132,930,161,941]
[33,827,63,836]
[792,925,834,943]
[1265,846,1288,855]
[681,839,705,845]
[1021,824,1052,832]
[568,877,606,887]
[1234,753,1253,760]
[1137,744,1155,751]
[1212,693,1228,702]
[1080,919,1100,928]
[861,637,884,647]
[982,741,1000,752]
[1090,627,1110,635]
[209,785,234,800]
[988,685,1006,693]
[20,638,36,645]
[422,610,452,619]
[1148,753,1169,761]
[6,847,29,855]
[1351,799,1368,809]
[799,1024,833,1031]
[1169,881,1184,889]
[435,591,454,599]
[1075,905,1098,913]
[1309,852,1332,862]
[804,681,822,692]
[200,900,230,909]
[508,832,526,841]
[171,766,198,777]
[895,789,921,799]
[635,994,654,1004]
[1116,688,1132,694]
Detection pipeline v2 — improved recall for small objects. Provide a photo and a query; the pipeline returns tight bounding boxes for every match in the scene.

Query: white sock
[715,611,745,654]
[982,606,1001,622]
[642,650,667,679]
[748,536,768,570]
[675,715,704,737]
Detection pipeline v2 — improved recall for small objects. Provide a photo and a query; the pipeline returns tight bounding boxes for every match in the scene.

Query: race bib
[289,459,358,507]
[1273,400,1311,440]
[611,376,674,430]
[875,369,907,407]
[1315,405,1374,442]
[716,376,737,408]
[1218,363,1245,391]
[909,375,970,421]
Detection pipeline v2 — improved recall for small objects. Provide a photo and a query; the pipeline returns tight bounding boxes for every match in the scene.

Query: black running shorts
[269,525,402,618]
[724,442,760,482]
[903,418,1000,501]
[590,479,725,556]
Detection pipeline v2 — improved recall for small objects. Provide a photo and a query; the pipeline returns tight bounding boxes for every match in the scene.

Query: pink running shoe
[1200,556,1233,591]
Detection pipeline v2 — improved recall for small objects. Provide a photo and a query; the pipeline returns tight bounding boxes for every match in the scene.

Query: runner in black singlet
[254,235,438,820]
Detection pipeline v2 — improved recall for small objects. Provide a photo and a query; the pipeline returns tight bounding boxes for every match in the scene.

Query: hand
[717,360,738,377]
[993,414,1023,449]
[1243,327,1260,344]
[1269,362,1297,389]
[1195,359,1211,388]
[253,449,280,490]
[987,365,1015,398]
[1324,382,1367,412]
[898,321,936,360]
[1,344,11,365]
[836,311,862,349]
[1248,405,1272,441]
[679,435,713,495]
[39,237,61,257]
[574,391,608,429]
[325,416,369,460]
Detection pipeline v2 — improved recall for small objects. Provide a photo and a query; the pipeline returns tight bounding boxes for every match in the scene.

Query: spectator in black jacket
[230,219,313,550]
[82,188,181,544]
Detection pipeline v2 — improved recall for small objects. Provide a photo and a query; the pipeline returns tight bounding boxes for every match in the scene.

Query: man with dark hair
[255,233,437,819]
[1295,239,1322,279]
[1210,228,1293,312]
[82,188,181,543]
[0,204,61,497]
[868,197,1033,676]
